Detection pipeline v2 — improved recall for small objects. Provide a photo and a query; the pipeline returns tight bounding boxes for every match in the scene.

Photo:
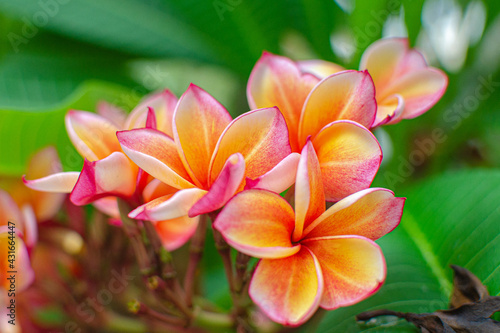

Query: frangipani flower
[287,39,448,127]
[24,91,199,250]
[118,84,292,220]
[247,52,382,201]
[214,141,405,326]
[360,38,448,126]
[24,90,178,207]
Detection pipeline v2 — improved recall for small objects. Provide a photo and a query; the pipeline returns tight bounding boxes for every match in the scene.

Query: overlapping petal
[244,153,300,193]
[303,188,405,240]
[173,84,232,188]
[65,111,122,161]
[302,236,385,309]
[297,60,345,78]
[293,141,324,242]
[129,188,207,221]
[360,38,411,87]
[249,247,323,326]
[209,107,291,188]
[247,52,320,151]
[189,153,245,217]
[117,128,194,189]
[312,121,382,201]
[214,189,299,259]
[70,152,137,205]
[298,70,377,146]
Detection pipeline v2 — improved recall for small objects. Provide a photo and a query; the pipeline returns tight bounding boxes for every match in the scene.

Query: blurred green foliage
[1,0,499,331]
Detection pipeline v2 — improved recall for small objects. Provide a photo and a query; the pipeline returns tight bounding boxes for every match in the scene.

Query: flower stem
[184,214,208,307]
[213,228,235,294]
[117,199,152,275]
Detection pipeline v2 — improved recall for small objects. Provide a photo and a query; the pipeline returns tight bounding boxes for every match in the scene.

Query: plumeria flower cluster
[22,38,447,329]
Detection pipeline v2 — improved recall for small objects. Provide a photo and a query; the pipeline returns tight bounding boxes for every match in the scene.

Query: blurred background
[0,0,499,186]
[1,0,499,331]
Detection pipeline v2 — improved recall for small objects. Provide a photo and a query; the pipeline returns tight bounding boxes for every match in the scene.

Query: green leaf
[403,0,424,46]
[0,80,141,176]
[313,170,500,332]
[0,29,136,109]
[0,0,215,61]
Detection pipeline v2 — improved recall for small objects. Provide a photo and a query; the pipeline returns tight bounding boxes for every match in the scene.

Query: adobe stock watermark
[335,0,402,56]
[213,0,242,21]
[61,268,135,333]
[384,74,500,188]
[7,0,71,53]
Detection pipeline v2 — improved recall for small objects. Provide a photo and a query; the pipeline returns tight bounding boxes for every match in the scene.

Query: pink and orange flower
[247,52,382,201]
[286,38,448,127]
[118,84,292,220]
[214,141,405,326]
[23,91,199,251]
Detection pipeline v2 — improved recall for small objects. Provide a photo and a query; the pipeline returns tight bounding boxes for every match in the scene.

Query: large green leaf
[0,28,137,109]
[0,0,348,78]
[312,170,500,332]
[0,80,140,175]
[0,0,215,61]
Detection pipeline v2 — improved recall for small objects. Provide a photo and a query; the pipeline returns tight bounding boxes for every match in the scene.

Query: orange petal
[249,247,323,326]
[209,107,291,188]
[247,52,319,151]
[298,70,377,146]
[303,236,385,309]
[244,152,300,194]
[173,84,232,188]
[117,128,194,189]
[25,147,66,221]
[312,120,382,201]
[129,188,207,221]
[125,90,178,136]
[189,153,245,217]
[213,189,299,259]
[297,59,345,78]
[65,110,122,161]
[360,38,411,89]
[293,140,325,242]
[304,188,405,240]
[383,68,448,120]
[154,215,199,251]
[70,152,137,205]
